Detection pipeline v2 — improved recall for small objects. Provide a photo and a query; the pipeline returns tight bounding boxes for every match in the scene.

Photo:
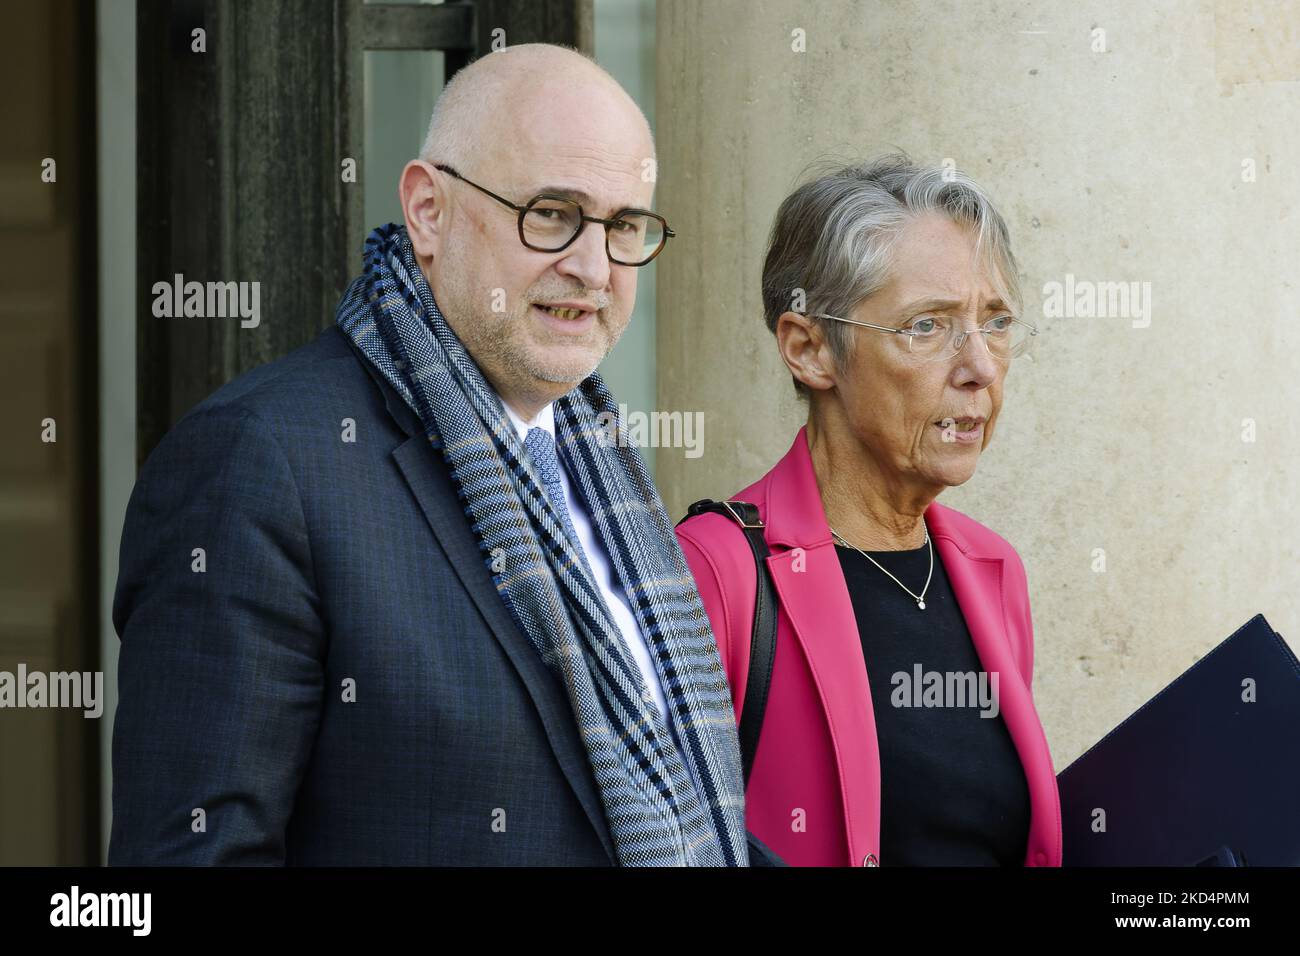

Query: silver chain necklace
[829,523,934,611]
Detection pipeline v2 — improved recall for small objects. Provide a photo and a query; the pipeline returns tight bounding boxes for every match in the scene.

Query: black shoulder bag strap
[679,498,778,787]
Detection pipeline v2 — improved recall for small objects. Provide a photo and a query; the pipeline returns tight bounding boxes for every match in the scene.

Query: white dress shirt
[501,400,670,723]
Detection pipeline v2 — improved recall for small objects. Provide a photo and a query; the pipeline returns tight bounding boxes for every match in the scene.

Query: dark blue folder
[1057,614,1300,866]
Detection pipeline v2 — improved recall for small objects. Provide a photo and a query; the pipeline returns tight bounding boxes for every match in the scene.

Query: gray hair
[761,152,1023,398]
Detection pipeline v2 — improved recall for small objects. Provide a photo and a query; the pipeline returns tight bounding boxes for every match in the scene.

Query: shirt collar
[500,397,556,442]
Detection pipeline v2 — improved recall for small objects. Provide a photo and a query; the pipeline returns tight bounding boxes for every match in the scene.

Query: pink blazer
[677,427,1062,867]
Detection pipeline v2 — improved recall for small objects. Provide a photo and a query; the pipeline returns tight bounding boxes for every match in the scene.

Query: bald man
[110,44,781,867]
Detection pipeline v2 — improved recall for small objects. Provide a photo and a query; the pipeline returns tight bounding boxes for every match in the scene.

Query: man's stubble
[431,240,628,391]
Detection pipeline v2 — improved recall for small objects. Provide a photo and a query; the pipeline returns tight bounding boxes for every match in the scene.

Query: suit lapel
[928,502,1059,866]
[752,429,882,864]
[767,544,882,866]
[345,330,617,863]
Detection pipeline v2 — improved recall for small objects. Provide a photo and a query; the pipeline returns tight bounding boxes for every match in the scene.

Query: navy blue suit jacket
[110,325,782,866]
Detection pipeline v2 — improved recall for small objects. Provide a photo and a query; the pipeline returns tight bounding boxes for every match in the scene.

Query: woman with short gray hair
[677,154,1061,867]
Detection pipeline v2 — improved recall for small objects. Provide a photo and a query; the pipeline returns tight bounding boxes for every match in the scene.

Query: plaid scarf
[336,223,748,866]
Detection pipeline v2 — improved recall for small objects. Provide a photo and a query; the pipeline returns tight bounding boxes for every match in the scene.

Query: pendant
[918,599,926,610]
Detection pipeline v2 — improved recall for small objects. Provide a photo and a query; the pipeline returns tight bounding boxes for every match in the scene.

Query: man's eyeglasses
[435,164,674,267]
[810,311,1039,363]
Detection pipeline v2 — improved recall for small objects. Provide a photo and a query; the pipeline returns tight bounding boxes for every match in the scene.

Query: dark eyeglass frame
[434,163,674,266]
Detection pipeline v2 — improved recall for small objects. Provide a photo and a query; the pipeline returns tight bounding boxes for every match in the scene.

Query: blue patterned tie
[524,427,591,572]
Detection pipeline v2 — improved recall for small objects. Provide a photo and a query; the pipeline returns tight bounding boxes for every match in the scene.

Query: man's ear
[775,310,837,392]
[399,160,447,259]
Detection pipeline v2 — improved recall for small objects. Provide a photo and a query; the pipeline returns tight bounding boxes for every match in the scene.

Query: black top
[835,532,1030,866]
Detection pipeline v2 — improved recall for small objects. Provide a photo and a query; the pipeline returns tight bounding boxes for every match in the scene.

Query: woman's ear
[399,160,448,260]
[775,311,837,393]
